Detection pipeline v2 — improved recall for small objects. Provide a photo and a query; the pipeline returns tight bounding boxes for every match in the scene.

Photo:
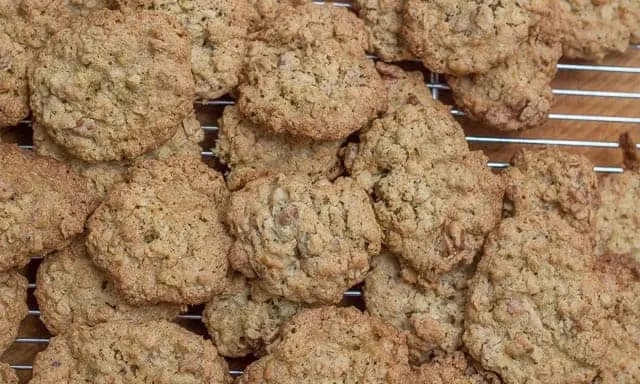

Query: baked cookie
[402,0,531,75]
[364,253,470,363]
[0,363,18,384]
[416,351,502,384]
[375,62,435,112]
[30,320,231,383]
[0,30,30,127]
[621,0,640,44]
[503,148,599,232]
[86,157,232,305]
[29,10,195,162]
[237,4,387,140]
[0,271,27,354]
[238,306,414,384]
[352,0,413,61]
[202,274,309,357]
[35,238,185,335]
[227,174,382,304]
[0,144,97,271]
[214,106,344,191]
[34,114,203,198]
[448,34,562,131]
[247,0,308,22]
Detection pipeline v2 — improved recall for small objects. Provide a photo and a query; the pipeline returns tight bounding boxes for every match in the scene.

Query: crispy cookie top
[352,0,413,61]
[0,271,27,354]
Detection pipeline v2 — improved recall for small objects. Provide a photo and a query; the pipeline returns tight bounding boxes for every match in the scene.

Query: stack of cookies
[0,1,639,383]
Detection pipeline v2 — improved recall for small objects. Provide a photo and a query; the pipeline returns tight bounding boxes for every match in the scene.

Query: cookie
[364,253,470,363]
[34,114,203,198]
[227,174,382,304]
[0,144,98,271]
[35,238,185,335]
[0,271,27,354]
[238,306,414,384]
[621,0,640,44]
[0,30,31,127]
[352,0,413,61]
[86,157,232,305]
[30,320,231,383]
[503,148,599,232]
[402,0,531,75]
[202,274,309,357]
[0,363,18,384]
[375,62,435,112]
[247,0,308,22]
[237,4,387,140]
[214,106,344,191]
[29,10,195,162]
[448,33,562,131]
[416,351,502,384]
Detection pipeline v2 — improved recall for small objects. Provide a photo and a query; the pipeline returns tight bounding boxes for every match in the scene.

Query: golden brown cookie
[31,320,232,383]
[0,363,18,384]
[35,238,185,335]
[0,30,30,128]
[0,271,27,355]
[375,62,435,112]
[86,157,232,305]
[416,351,502,384]
[214,106,344,191]
[352,0,413,61]
[29,10,195,162]
[227,174,382,304]
[238,306,414,384]
[402,0,531,75]
[621,0,640,44]
[0,144,98,271]
[202,275,309,357]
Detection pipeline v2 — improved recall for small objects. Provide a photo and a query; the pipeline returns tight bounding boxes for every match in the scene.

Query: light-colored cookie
[0,271,27,354]
[448,33,562,131]
[364,253,470,363]
[0,363,18,384]
[416,351,502,384]
[375,62,435,112]
[29,10,195,162]
[0,144,98,271]
[31,320,231,383]
[237,4,387,140]
[621,0,640,44]
[202,274,309,357]
[214,106,343,191]
[402,0,531,75]
[35,238,185,335]
[247,0,308,22]
[86,157,231,305]
[0,30,30,127]
[238,306,414,384]
[352,0,413,61]
[503,148,599,232]
[227,174,382,304]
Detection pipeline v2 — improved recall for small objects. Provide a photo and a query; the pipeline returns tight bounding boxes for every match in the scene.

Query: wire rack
[4,1,640,381]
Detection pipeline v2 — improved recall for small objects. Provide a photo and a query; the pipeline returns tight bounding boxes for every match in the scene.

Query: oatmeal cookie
[0,271,27,354]
[0,31,30,128]
[35,238,185,335]
[237,4,387,140]
[364,253,470,363]
[352,0,413,61]
[416,351,502,384]
[503,148,599,232]
[227,174,382,304]
[238,306,413,384]
[29,10,195,162]
[202,275,309,357]
[0,363,18,384]
[86,157,232,305]
[402,0,531,75]
[375,62,435,112]
[621,0,640,44]
[448,34,562,131]
[0,144,97,271]
[31,320,231,383]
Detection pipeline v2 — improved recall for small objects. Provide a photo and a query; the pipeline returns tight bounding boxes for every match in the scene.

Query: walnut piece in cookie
[238,306,414,384]
[0,144,98,271]
[86,157,232,305]
[29,10,195,162]
[227,174,382,304]
[0,271,27,354]
[214,106,344,191]
[31,320,231,383]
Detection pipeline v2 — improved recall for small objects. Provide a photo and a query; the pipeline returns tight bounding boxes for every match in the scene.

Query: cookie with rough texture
[31,320,231,383]
[238,306,414,384]
[35,238,185,335]
[416,351,502,384]
[364,253,470,363]
[352,0,413,61]
[403,0,531,75]
[247,0,308,22]
[375,62,435,112]
[448,34,562,131]
[29,10,195,162]
[214,106,344,191]
[227,174,382,304]
[202,275,309,357]
[0,363,18,384]
[34,114,203,198]
[0,271,27,354]
[621,0,640,44]
[237,4,387,140]
[503,148,599,232]
[0,144,97,271]
[86,157,232,305]
[0,30,30,127]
